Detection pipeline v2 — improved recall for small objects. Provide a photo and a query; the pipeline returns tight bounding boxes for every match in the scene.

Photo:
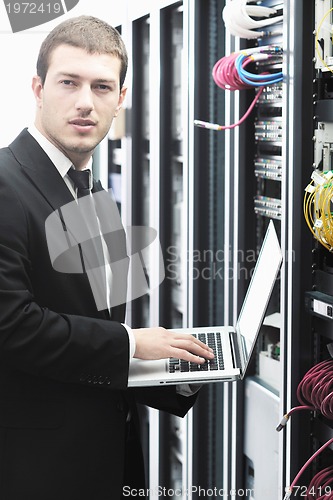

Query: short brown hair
[36,15,128,88]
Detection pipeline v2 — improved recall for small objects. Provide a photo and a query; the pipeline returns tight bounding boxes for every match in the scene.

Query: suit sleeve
[0,172,130,391]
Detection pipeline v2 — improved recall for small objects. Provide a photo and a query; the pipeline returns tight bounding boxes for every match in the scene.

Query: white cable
[223,4,265,39]
[239,2,282,29]
[222,0,283,39]
[246,5,276,17]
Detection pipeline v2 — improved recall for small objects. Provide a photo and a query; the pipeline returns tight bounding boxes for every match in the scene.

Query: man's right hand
[132,327,215,364]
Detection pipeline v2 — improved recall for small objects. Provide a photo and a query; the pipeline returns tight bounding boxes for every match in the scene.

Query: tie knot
[67,168,92,198]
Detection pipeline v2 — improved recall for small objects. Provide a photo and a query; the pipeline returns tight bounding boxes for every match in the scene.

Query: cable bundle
[194,46,283,131]
[212,52,252,91]
[297,360,333,420]
[283,440,333,500]
[277,360,333,499]
[212,48,283,90]
[307,466,333,499]
[303,170,333,252]
[277,359,333,430]
[222,0,283,39]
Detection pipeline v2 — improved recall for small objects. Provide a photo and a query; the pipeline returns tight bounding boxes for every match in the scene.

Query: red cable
[288,439,333,498]
[306,466,333,499]
[296,360,333,419]
[280,361,333,499]
[212,53,252,90]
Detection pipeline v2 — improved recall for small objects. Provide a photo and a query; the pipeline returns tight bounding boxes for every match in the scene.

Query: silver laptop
[128,220,282,387]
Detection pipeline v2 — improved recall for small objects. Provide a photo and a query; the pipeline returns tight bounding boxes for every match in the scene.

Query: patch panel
[254,118,283,142]
[254,195,282,220]
[254,156,282,181]
[257,84,283,106]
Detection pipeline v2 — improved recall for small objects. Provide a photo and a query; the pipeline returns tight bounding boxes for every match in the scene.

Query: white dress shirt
[27,125,136,359]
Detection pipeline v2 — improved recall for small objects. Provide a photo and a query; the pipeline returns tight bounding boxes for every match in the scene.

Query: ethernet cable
[235,53,283,86]
[276,360,333,499]
[222,0,283,40]
[307,466,333,499]
[283,439,333,500]
[194,47,283,131]
[276,359,333,432]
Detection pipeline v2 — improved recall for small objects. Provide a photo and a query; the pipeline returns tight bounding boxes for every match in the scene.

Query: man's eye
[96,84,111,91]
[61,80,74,86]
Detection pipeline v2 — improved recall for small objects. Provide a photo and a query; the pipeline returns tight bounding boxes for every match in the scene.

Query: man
[0,15,213,500]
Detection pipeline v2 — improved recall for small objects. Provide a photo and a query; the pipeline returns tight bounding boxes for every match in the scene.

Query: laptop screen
[236,221,283,376]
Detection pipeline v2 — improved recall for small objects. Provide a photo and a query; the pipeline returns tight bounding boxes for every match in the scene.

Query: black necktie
[66,167,111,313]
[67,168,91,198]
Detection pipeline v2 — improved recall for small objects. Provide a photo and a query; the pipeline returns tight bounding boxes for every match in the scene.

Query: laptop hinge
[229,331,242,369]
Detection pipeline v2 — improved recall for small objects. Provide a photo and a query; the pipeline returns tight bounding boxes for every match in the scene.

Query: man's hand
[132,327,215,364]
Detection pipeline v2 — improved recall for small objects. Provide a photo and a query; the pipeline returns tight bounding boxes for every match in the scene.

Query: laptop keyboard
[169,332,224,373]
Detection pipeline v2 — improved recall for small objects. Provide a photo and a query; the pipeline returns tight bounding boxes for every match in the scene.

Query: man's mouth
[68,119,97,134]
[69,119,96,127]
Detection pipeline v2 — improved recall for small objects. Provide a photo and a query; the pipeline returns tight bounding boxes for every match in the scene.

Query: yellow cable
[315,7,333,73]
[303,174,333,251]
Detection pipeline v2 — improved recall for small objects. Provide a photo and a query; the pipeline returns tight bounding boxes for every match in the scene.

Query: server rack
[131,15,151,329]
[223,1,315,497]
[113,0,325,498]
[302,0,333,493]
[191,1,226,497]
[125,1,230,496]
[158,2,187,491]
[237,8,285,498]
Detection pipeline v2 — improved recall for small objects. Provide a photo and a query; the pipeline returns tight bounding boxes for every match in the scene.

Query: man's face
[32,44,126,169]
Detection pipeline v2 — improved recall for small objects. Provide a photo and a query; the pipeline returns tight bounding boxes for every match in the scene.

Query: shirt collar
[27,124,93,177]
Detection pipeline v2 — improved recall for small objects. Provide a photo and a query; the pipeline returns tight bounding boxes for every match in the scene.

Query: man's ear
[32,75,43,108]
[114,86,127,117]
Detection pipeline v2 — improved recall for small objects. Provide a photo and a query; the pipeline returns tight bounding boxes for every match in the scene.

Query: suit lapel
[9,129,112,319]
[9,129,74,211]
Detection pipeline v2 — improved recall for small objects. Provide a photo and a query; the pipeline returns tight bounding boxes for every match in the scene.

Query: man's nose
[75,85,94,113]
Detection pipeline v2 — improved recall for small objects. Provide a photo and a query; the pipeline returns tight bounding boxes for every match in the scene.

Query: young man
[0,15,213,499]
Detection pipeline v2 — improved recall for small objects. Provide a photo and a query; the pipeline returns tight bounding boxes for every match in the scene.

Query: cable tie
[305,184,316,193]
[311,170,325,185]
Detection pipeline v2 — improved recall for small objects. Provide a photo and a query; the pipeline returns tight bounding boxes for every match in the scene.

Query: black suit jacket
[0,129,197,500]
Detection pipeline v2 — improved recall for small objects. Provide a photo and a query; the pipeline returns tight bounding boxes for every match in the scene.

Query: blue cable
[235,54,283,87]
